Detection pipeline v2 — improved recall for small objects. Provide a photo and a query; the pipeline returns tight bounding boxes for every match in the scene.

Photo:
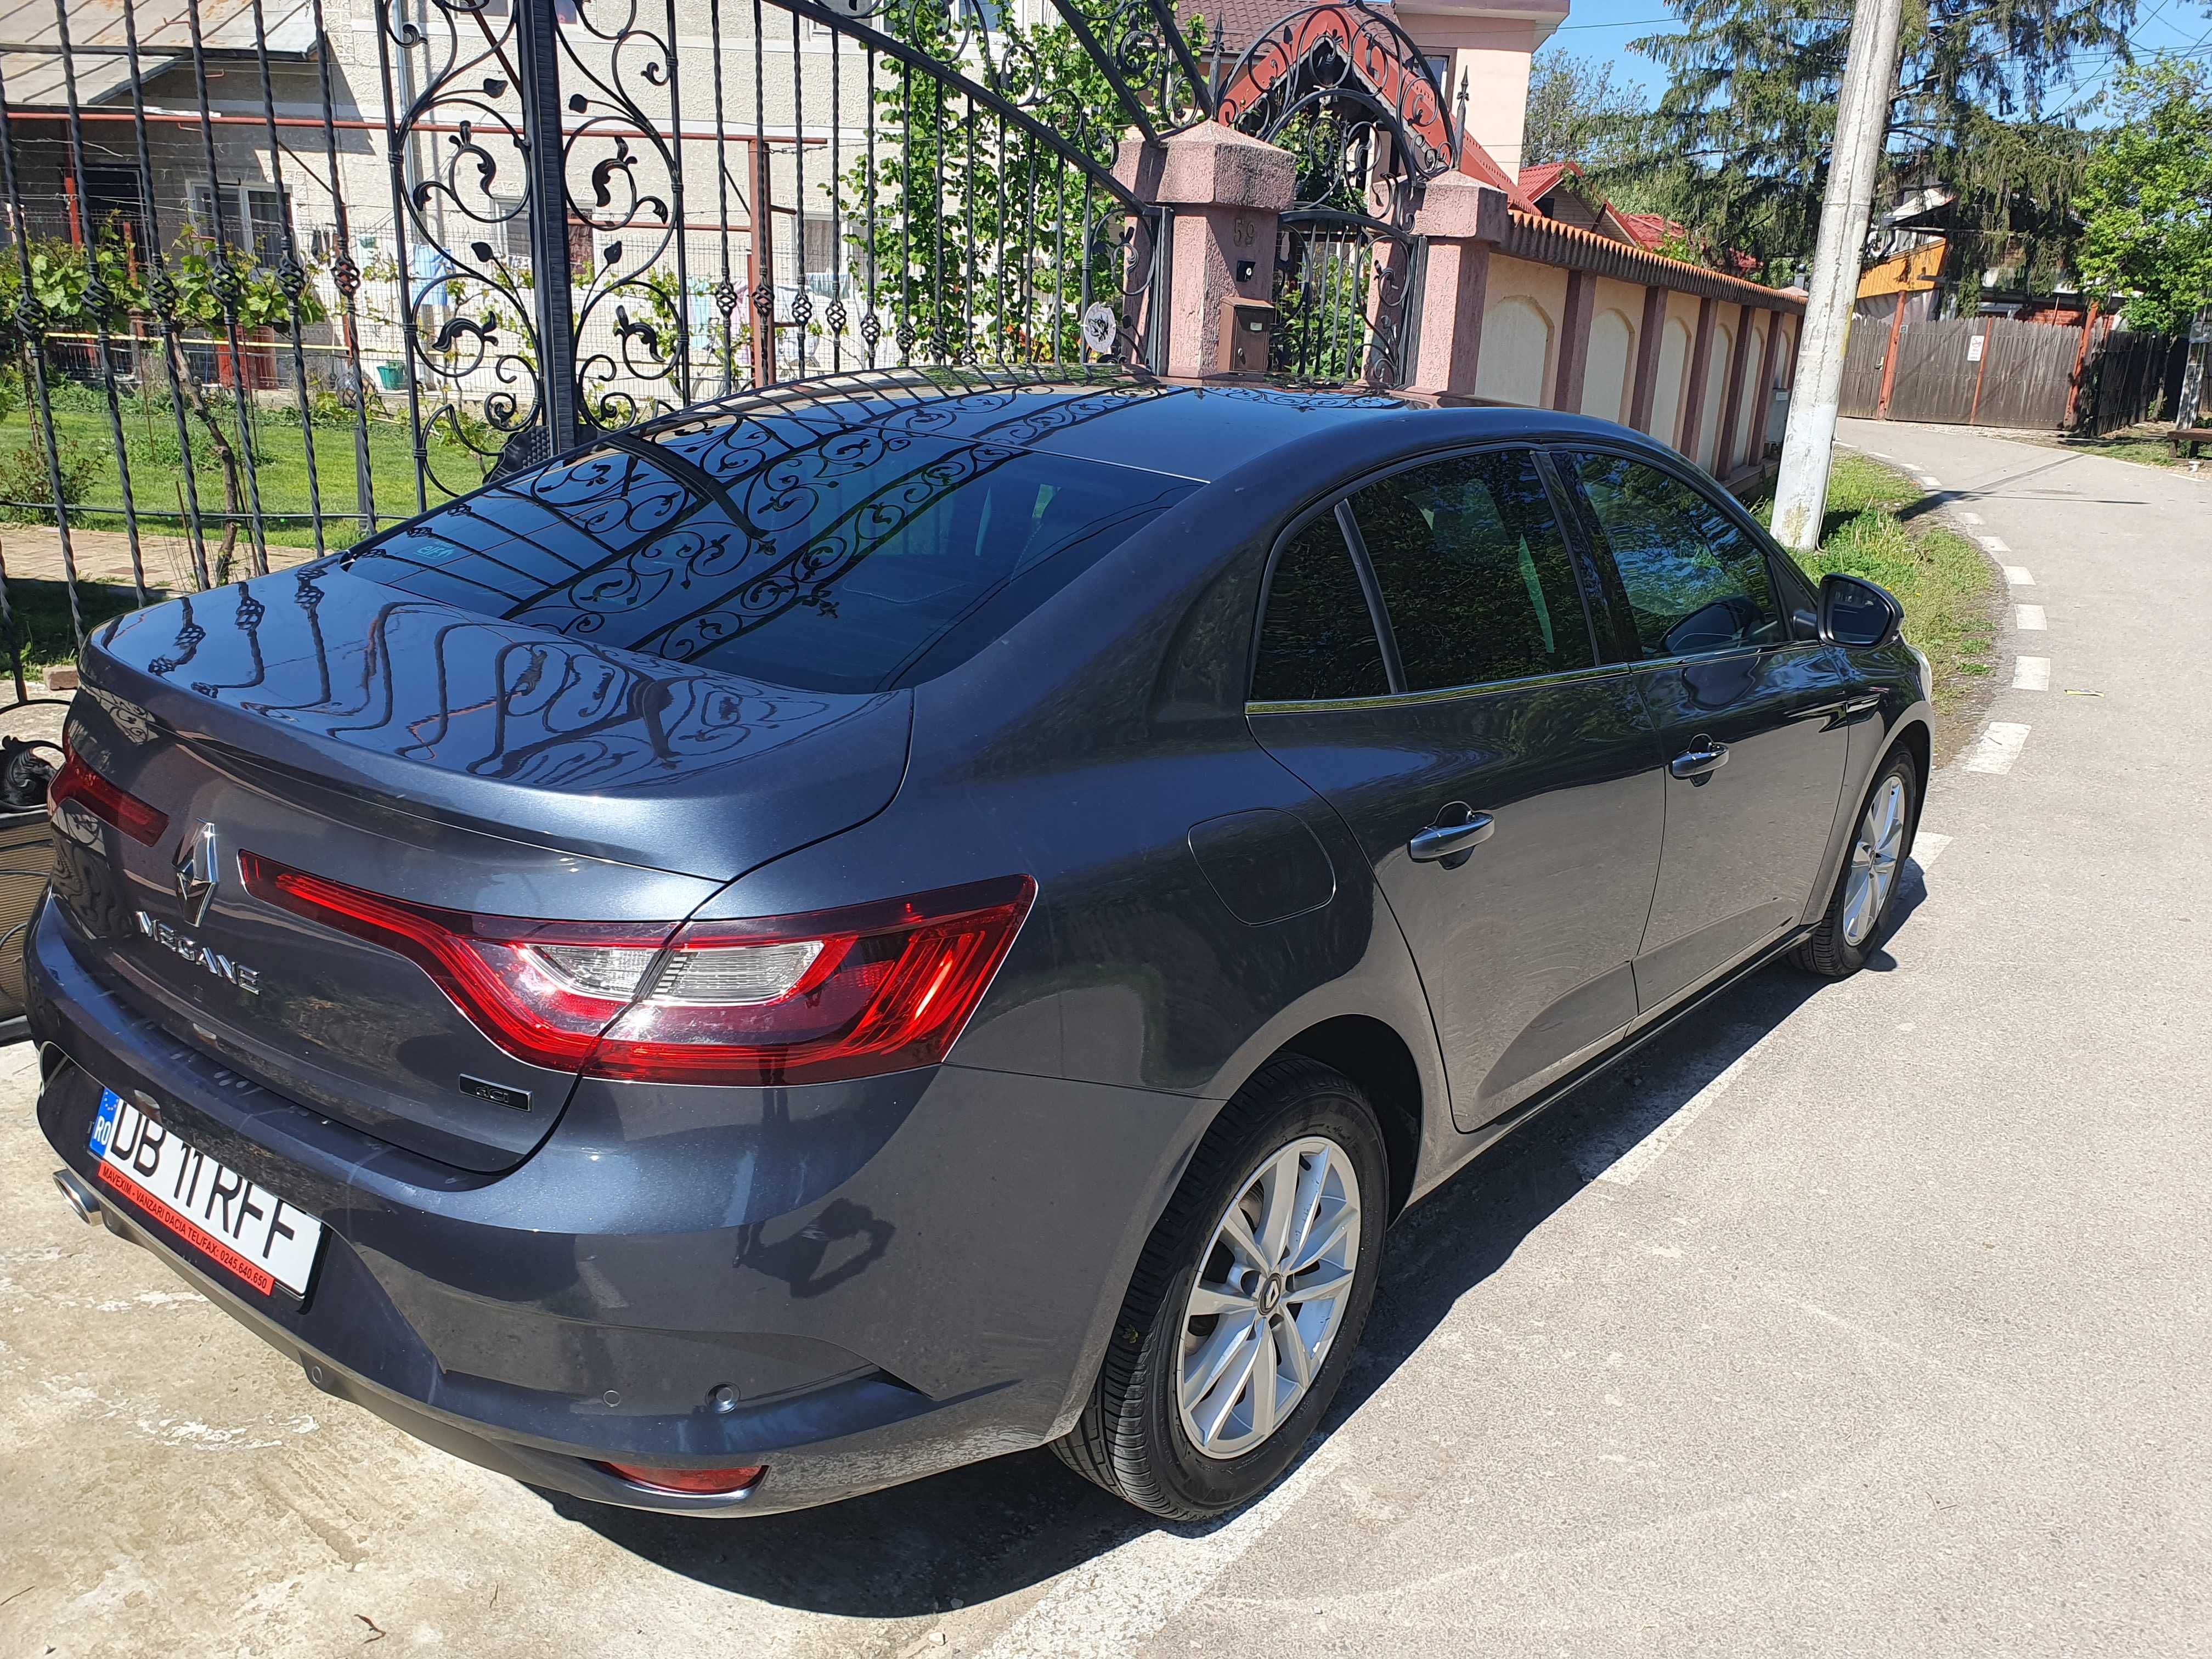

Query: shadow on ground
[549,865,1936,1619]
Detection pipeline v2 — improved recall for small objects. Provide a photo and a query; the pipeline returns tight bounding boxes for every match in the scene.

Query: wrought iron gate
[1218,2,1452,385]
[0,0,1453,689]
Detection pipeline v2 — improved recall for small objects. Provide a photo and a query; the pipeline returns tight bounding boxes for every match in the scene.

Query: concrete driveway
[4,420,2208,1657]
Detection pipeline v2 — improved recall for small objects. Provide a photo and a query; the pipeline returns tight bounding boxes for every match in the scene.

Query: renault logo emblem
[172,822,219,928]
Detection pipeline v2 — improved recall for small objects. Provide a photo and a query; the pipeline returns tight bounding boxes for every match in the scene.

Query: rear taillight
[239,853,1034,1087]
[50,746,170,846]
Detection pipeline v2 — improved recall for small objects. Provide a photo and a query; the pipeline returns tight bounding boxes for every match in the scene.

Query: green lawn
[1757,452,2000,717]
[0,398,490,551]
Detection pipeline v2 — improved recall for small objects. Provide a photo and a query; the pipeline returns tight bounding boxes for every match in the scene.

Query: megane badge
[173,822,219,928]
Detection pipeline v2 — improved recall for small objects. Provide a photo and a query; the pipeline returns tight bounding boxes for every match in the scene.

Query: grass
[0,398,490,551]
[1756,451,2000,718]
[0,579,142,680]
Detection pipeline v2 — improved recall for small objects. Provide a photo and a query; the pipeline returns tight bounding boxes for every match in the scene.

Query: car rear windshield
[344,428,1194,694]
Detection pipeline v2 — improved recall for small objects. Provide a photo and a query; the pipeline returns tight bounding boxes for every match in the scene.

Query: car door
[1554,448,1855,1011]
[1246,446,1665,1132]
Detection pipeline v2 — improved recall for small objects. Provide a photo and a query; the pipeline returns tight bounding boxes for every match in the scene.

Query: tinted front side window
[1252,515,1389,703]
[1347,449,1593,691]
[346,432,1193,694]
[1567,452,1782,658]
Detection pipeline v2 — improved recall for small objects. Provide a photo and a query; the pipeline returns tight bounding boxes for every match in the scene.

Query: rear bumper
[28,897,1209,1515]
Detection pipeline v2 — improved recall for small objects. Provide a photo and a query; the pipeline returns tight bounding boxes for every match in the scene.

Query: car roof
[630,366,1647,486]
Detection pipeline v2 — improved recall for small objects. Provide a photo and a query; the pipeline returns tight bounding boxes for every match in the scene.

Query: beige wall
[1734,310,1770,467]
[1476,255,1568,406]
[1582,275,1644,425]
[1697,314,1734,469]
[1654,291,1702,450]
[1766,314,1800,449]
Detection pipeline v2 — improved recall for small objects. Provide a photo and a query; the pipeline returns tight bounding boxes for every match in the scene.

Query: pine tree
[1609,0,2137,287]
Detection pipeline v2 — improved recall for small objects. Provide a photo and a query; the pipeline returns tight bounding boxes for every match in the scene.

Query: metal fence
[9,0,1462,698]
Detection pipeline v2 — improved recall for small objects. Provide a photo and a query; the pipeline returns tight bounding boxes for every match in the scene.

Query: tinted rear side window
[345,435,1193,694]
[1252,515,1389,703]
[1565,452,1783,658]
[1347,449,1593,691]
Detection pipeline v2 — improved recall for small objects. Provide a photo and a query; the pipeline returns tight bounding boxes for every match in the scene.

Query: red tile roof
[1516,161,1575,200]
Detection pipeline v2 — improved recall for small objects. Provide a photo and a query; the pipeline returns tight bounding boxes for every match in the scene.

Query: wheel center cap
[1258,1274,1284,1314]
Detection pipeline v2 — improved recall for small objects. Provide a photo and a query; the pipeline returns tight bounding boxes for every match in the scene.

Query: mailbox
[1217,299,1274,376]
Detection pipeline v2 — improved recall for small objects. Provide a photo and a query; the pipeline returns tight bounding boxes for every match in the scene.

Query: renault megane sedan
[32,368,1929,1519]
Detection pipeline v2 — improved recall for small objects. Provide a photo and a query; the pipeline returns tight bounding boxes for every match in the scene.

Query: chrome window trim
[1246,656,1644,716]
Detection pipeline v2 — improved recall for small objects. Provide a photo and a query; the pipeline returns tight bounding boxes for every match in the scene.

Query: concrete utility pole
[1770,0,1907,552]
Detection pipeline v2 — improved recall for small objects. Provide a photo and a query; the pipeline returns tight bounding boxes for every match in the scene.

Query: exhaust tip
[53,1167,102,1226]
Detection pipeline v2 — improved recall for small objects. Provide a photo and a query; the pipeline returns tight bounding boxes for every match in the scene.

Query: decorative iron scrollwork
[1215,1,1456,386]
[376,0,544,493]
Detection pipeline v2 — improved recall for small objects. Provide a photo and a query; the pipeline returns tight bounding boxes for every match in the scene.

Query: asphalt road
[4,420,2207,1657]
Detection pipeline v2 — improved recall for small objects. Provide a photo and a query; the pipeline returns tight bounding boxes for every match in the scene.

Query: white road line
[1982,535,2012,554]
[1589,1041,1767,1188]
[2013,656,2051,690]
[2017,603,2048,630]
[1966,722,2032,775]
[2003,564,2035,586]
[1959,511,1983,524]
[978,1442,1349,1658]
[1915,831,1954,867]
[1869,450,1893,459]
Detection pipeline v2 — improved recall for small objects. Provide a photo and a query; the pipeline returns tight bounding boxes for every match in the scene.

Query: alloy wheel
[1842,774,1908,947]
[1177,1136,1362,1460]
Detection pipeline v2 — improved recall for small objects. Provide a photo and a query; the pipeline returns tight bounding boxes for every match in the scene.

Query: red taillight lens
[238,853,1034,1087]
[50,748,170,847]
[600,1462,765,1496]
[239,851,677,1071]
[588,878,1034,1086]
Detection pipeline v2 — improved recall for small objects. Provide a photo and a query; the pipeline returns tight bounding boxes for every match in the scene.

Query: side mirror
[1819,573,1904,649]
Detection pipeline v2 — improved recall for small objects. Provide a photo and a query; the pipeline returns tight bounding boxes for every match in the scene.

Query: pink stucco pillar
[1404,172,1508,400]
[1116,123,1296,381]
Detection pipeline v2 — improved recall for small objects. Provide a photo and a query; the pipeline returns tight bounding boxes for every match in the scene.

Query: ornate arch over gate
[1215,2,1459,385]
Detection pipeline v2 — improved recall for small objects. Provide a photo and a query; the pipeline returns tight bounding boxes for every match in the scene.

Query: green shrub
[0,432,99,523]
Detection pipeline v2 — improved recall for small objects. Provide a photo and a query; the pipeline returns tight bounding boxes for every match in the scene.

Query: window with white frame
[189,180,293,267]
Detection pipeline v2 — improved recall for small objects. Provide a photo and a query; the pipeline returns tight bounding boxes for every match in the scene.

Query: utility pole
[1770,0,1906,552]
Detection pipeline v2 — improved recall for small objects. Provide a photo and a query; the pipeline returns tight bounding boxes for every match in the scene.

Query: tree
[1521,46,1646,170]
[1616,0,2135,284]
[2075,55,2212,335]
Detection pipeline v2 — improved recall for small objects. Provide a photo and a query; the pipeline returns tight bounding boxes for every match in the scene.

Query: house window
[1426,53,1453,94]
[189,180,292,267]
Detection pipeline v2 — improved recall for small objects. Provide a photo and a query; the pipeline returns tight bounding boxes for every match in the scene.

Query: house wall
[1392,1,1567,175]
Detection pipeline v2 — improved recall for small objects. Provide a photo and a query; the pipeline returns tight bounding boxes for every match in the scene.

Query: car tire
[1794,748,1920,979]
[1052,1056,1387,1520]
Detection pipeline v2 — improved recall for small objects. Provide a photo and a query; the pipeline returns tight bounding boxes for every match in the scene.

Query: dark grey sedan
[31,369,1929,1520]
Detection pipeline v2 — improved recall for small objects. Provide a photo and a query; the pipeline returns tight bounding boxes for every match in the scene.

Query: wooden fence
[1841,314,2186,433]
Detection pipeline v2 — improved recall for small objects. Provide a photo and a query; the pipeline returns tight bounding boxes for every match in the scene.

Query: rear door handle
[1409,812,1494,862]
[1669,740,1730,780]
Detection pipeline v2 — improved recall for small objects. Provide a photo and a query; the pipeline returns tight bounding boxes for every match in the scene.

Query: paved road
[4,421,2207,1657]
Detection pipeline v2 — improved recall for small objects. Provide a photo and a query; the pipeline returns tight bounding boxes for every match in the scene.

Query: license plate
[87,1088,324,1298]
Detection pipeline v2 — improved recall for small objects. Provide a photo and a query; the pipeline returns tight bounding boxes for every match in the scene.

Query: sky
[1543,0,2212,123]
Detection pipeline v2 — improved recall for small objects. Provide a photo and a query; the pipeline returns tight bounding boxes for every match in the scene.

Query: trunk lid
[55,567,911,1172]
